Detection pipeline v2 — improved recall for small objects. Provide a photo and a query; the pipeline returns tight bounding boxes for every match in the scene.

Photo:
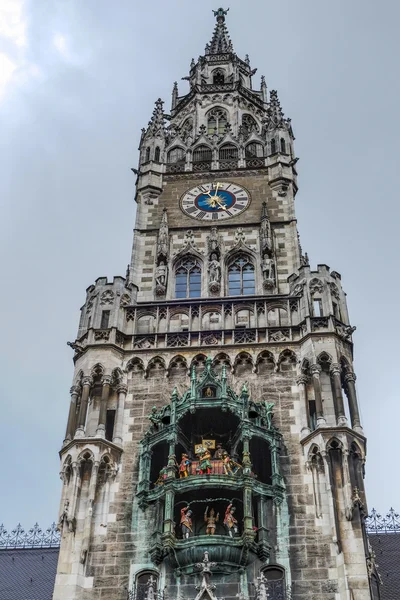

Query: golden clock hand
[215,196,227,210]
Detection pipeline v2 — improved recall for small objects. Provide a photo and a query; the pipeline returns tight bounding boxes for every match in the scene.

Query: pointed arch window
[145,147,151,162]
[213,69,225,85]
[219,144,238,160]
[280,138,286,154]
[167,147,185,164]
[192,145,212,163]
[135,572,159,600]
[270,138,277,155]
[175,258,202,298]
[154,146,161,162]
[207,108,228,135]
[260,566,286,598]
[245,142,264,158]
[228,254,255,296]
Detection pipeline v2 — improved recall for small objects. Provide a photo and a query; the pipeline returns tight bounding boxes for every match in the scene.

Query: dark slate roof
[0,547,59,600]
[369,532,400,600]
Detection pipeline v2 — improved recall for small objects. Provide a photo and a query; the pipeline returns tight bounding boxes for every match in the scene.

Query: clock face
[180,182,251,221]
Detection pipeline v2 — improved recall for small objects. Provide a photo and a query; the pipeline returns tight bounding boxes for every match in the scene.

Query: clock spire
[208,8,233,54]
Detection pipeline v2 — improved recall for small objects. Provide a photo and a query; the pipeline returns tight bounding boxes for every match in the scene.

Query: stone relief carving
[155,209,169,297]
[309,278,324,295]
[100,290,114,306]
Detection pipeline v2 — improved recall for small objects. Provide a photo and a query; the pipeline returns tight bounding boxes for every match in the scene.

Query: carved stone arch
[340,355,352,374]
[192,143,213,163]
[317,351,333,372]
[172,247,204,269]
[256,350,275,374]
[233,351,254,375]
[169,306,190,319]
[168,355,188,379]
[190,353,207,375]
[225,243,257,265]
[74,370,84,386]
[233,303,254,317]
[277,349,297,372]
[77,449,95,465]
[126,357,145,377]
[206,106,228,136]
[309,278,324,295]
[326,437,344,452]
[350,440,364,461]
[212,352,231,374]
[91,363,105,379]
[146,356,167,379]
[136,311,157,335]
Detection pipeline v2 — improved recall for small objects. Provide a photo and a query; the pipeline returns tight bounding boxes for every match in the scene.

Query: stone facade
[53,9,376,600]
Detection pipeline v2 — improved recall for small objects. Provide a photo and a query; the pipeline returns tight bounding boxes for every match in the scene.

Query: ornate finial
[213,7,229,22]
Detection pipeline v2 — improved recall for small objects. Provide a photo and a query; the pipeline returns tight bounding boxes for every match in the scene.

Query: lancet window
[280,138,286,153]
[175,257,202,298]
[154,146,160,162]
[207,108,228,135]
[213,69,225,85]
[228,254,255,296]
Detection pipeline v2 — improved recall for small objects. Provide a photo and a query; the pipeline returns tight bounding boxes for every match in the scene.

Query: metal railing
[0,522,60,549]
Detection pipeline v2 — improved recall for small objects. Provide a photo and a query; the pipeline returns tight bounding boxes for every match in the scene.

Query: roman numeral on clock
[186,206,197,214]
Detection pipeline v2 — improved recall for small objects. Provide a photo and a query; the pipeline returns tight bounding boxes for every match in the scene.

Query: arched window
[260,567,285,597]
[245,142,264,158]
[213,69,225,85]
[135,572,159,600]
[154,146,161,162]
[280,137,286,153]
[242,114,258,135]
[175,258,202,298]
[145,147,151,162]
[193,145,212,163]
[167,147,185,164]
[207,108,228,135]
[219,144,238,160]
[228,254,255,296]
[270,138,276,154]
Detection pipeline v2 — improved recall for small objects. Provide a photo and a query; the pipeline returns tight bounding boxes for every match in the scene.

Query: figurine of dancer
[204,506,219,535]
[179,453,191,478]
[224,504,238,537]
[180,506,193,539]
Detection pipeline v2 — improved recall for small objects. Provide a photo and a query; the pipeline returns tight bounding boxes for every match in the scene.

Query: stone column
[75,377,92,437]
[296,375,311,437]
[330,363,348,426]
[96,375,112,437]
[112,383,127,445]
[64,385,81,443]
[310,364,326,427]
[344,372,363,434]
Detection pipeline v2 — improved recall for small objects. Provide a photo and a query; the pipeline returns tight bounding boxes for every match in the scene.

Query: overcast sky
[1,0,399,529]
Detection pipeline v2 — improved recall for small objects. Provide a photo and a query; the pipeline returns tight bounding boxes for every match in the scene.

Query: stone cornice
[59,436,123,458]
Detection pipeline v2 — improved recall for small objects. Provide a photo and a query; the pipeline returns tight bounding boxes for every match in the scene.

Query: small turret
[171,82,178,111]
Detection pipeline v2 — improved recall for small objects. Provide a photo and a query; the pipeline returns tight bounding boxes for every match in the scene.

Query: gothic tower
[54,9,377,600]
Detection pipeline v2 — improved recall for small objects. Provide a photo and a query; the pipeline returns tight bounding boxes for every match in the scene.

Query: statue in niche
[204,506,219,535]
[224,504,238,537]
[180,506,193,538]
[208,253,221,294]
[208,254,221,283]
[148,406,162,430]
[178,453,191,478]
[196,447,212,474]
[157,227,169,258]
[222,451,242,476]
[262,256,275,291]
[155,261,168,296]
[207,227,221,255]
[214,443,226,459]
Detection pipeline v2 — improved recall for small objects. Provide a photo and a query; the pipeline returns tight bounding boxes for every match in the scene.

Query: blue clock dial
[180,182,251,221]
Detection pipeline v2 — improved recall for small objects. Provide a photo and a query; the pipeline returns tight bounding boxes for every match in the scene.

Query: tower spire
[208,8,233,54]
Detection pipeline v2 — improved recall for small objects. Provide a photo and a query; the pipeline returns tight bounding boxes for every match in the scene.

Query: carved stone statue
[155,261,168,296]
[261,401,274,430]
[180,506,193,538]
[224,504,238,537]
[148,406,162,430]
[204,506,219,535]
[208,254,221,283]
